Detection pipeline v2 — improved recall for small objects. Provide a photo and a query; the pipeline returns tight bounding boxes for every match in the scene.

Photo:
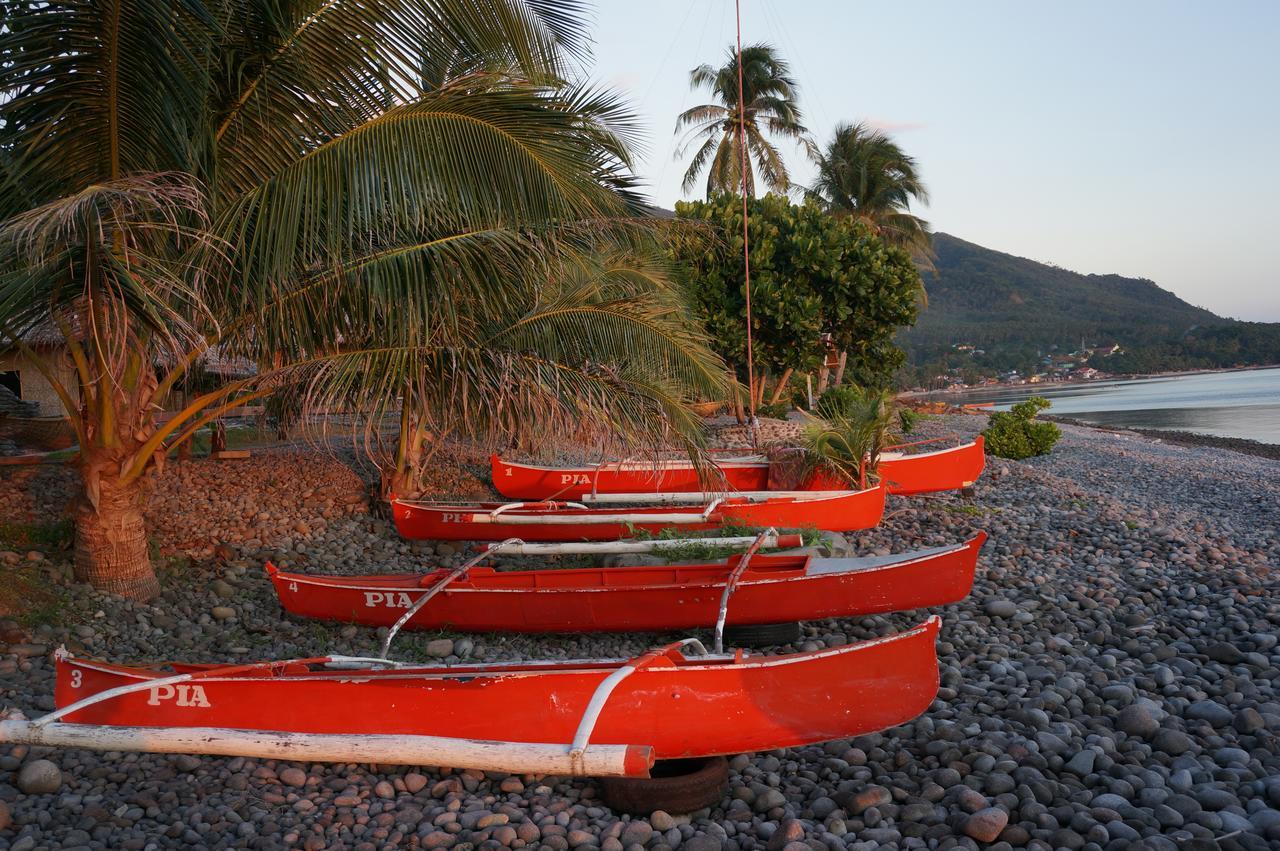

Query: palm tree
[0,1,726,600]
[807,122,932,256]
[675,43,808,197]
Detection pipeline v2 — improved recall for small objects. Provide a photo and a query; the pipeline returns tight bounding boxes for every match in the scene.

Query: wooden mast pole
[735,0,757,434]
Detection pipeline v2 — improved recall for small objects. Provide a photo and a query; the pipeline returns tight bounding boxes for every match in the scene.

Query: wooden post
[833,351,848,387]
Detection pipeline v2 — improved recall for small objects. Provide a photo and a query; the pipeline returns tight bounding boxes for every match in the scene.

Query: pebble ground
[0,415,1277,851]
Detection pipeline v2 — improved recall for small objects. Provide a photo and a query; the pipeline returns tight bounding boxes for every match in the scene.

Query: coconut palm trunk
[73,473,156,599]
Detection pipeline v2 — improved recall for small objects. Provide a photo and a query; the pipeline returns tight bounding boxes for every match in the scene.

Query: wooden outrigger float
[390,485,886,542]
[0,616,942,777]
[490,436,985,500]
[266,533,986,633]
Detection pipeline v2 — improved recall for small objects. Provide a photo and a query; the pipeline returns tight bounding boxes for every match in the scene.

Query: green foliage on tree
[982,397,1061,459]
[670,194,922,399]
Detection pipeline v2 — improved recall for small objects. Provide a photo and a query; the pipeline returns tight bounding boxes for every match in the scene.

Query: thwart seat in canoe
[266,534,986,632]
[390,485,886,542]
[490,436,985,500]
[0,618,941,776]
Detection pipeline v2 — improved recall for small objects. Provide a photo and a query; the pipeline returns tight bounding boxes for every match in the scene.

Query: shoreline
[1042,414,1280,462]
[903,361,1280,398]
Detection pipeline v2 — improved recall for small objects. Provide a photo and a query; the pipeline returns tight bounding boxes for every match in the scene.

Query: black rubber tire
[722,621,803,648]
[600,756,729,815]
[960,486,977,499]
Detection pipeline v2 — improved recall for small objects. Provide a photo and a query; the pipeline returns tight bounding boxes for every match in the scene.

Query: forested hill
[898,233,1280,376]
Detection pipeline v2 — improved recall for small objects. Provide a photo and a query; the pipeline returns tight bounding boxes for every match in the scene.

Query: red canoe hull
[390,487,886,542]
[491,455,769,500]
[877,437,986,496]
[53,618,941,761]
[491,438,984,499]
[267,533,985,632]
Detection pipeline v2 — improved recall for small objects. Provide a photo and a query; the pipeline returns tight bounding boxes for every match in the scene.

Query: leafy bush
[898,407,920,434]
[982,397,1060,459]
[756,401,791,420]
[815,385,863,420]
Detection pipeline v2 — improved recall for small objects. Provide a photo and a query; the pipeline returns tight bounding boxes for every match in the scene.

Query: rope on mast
[735,0,758,433]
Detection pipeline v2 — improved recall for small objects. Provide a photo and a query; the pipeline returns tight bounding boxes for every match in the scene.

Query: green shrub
[898,407,920,434]
[815,385,862,419]
[756,401,791,420]
[982,396,1060,459]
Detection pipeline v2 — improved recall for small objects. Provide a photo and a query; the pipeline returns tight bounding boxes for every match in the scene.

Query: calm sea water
[938,367,1280,444]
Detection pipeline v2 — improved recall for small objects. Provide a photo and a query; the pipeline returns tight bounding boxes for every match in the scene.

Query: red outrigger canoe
[23,617,939,773]
[491,436,985,500]
[390,485,886,542]
[266,533,985,632]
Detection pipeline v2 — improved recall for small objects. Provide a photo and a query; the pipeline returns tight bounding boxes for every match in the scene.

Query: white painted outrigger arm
[713,529,775,653]
[579,489,852,505]
[472,500,725,526]
[377,538,522,659]
[0,711,652,777]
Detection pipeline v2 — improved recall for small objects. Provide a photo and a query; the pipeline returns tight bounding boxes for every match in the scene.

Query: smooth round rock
[16,759,62,794]
[964,807,1009,843]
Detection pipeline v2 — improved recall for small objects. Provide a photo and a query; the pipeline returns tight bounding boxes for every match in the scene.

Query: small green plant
[982,396,1060,460]
[898,408,920,434]
[755,401,791,420]
[804,385,900,486]
[944,504,983,516]
[0,519,74,551]
[626,524,820,561]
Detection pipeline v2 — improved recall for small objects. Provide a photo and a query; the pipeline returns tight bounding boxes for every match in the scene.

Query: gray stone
[1234,707,1265,734]
[983,599,1017,618]
[682,838,723,851]
[1064,750,1096,776]
[755,789,787,812]
[1116,704,1160,738]
[1152,728,1192,755]
[1204,642,1243,664]
[810,796,838,819]
[1193,788,1237,811]
[16,758,61,794]
[279,767,307,788]
[650,811,676,832]
[1186,700,1233,727]
[425,638,455,658]
[620,821,653,847]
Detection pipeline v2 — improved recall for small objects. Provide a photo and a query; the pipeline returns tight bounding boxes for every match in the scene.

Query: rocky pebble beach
[1,415,1278,850]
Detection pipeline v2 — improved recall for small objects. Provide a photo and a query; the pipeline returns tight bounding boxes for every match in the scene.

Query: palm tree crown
[675,43,807,198]
[807,122,932,256]
[0,0,726,598]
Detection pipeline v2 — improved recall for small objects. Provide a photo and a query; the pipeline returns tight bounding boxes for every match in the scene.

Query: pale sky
[585,1,1280,321]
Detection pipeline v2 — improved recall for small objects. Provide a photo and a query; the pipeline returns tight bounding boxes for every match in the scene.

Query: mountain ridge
[898,232,1280,377]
